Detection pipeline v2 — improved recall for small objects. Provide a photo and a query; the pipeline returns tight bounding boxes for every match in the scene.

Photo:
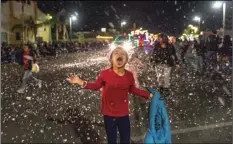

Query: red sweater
[85,68,150,117]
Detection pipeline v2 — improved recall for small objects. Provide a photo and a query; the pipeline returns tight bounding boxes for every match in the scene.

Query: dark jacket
[219,41,232,57]
[206,35,221,52]
[151,43,179,67]
[194,40,204,56]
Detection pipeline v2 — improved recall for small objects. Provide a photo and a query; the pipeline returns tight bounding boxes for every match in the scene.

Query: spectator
[150,33,180,95]
[194,37,205,75]
[180,38,189,64]
[10,46,16,63]
[205,30,221,71]
[218,35,232,74]
[17,45,42,94]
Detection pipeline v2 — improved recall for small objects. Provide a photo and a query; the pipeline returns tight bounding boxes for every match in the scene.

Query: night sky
[38,1,232,36]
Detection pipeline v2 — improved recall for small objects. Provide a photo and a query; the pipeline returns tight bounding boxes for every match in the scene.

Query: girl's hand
[149,93,153,100]
[67,75,84,86]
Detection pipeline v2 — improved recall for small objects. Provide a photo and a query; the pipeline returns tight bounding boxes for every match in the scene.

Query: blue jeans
[104,115,130,144]
[18,70,40,90]
[195,56,204,73]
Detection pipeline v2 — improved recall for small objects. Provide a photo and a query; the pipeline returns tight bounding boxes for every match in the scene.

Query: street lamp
[121,21,126,33]
[193,16,201,22]
[121,21,126,26]
[212,1,226,36]
[69,12,78,41]
[193,16,201,32]
[212,1,223,9]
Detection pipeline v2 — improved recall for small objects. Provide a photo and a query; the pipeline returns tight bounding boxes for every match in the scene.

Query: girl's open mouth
[117,57,123,62]
[116,57,124,65]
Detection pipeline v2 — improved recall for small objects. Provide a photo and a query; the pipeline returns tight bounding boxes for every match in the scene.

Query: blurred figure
[193,37,205,75]
[150,33,179,94]
[1,47,6,63]
[17,45,42,94]
[10,46,16,63]
[205,30,221,72]
[180,38,189,64]
[173,38,182,61]
[219,35,232,63]
[34,43,40,58]
[199,35,207,66]
[218,35,232,75]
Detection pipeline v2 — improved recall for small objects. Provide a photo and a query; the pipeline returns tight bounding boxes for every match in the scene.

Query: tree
[74,32,85,44]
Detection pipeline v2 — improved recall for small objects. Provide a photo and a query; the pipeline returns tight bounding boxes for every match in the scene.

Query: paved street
[1,48,232,143]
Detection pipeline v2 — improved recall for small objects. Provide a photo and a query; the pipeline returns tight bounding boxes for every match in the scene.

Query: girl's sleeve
[84,72,104,91]
[129,73,150,99]
[85,72,104,91]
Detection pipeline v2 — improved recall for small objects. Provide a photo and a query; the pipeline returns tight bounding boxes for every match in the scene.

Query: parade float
[110,33,135,51]
[129,28,158,51]
[109,26,161,53]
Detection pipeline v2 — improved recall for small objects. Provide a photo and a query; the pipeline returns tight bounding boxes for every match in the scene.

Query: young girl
[67,47,153,143]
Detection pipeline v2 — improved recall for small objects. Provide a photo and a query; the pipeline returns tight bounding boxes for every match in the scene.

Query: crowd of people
[183,31,232,77]
[1,41,109,64]
[147,31,232,96]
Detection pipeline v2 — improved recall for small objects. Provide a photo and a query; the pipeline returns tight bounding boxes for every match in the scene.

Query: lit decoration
[96,35,113,39]
[180,24,200,41]
[169,36,176,44]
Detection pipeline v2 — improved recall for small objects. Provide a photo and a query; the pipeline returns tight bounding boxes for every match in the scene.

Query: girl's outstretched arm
[67,72,104,91]
[128,73,152,99]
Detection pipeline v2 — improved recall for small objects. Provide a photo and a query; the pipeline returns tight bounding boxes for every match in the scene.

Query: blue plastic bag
[144,88,171,144]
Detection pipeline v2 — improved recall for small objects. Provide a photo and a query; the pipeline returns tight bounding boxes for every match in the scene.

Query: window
[1,32,8,44]
[15,32,21,40]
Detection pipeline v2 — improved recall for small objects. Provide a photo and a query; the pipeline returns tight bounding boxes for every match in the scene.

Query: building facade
[1,0,51,44]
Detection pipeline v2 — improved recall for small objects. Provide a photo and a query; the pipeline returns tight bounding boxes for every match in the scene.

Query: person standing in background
[205,30,221,72]
[17,45,42,94]
[193,37,205,75]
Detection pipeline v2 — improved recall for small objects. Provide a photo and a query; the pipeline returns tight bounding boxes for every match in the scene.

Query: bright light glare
[110,43,116,50]
[193,27,198,33]
[193,16,201,22]
[75,12,78,16]
[189,35,194,41]
[188,24,193,27]
[121,21,126,26]
[123,42,132,50]
[71,15,77,21]
[213,1,223,9]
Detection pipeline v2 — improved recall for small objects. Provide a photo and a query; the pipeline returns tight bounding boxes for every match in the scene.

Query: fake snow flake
[26,97,32,100]
[218,97,225,106]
